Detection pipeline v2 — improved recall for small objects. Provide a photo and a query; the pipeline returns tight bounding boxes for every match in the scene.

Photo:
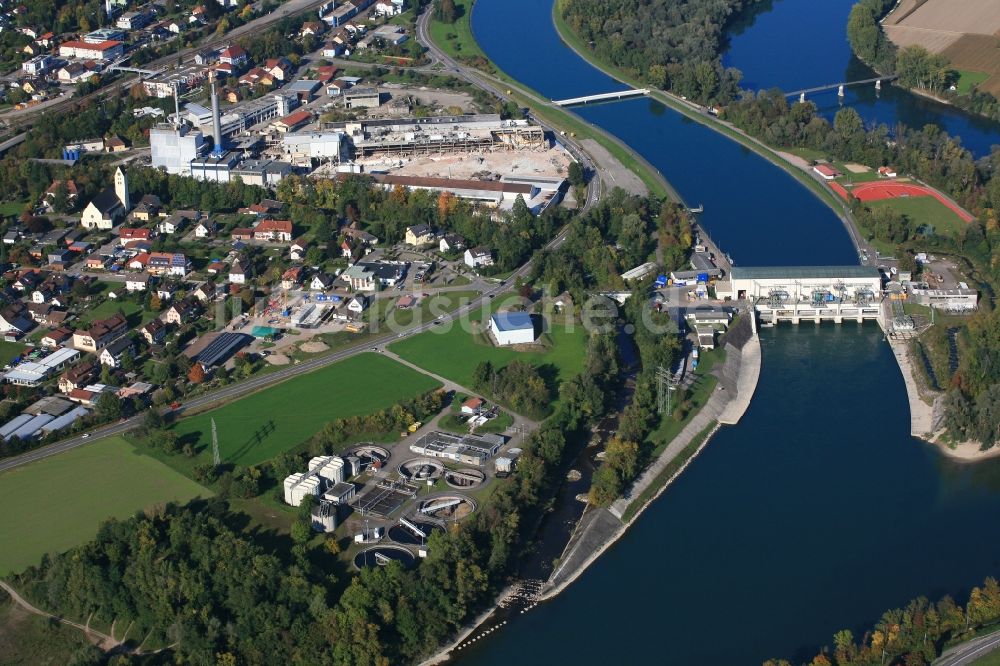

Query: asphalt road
[935,630,1000,666]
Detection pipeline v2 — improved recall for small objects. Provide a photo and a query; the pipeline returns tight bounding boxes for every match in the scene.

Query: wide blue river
[456,1,1000,664]
[724,0,1000,159]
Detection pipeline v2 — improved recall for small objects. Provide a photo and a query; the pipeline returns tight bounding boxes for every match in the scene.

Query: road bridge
[552,88,649,106]
[785,76,899,102]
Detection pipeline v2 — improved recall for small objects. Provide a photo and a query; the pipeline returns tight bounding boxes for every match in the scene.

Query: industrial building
[309,455,346,484]
[150,124,207,175]
[409,431,505,466]
[3,347,81,386]
[324,114,546,158]
[489,312,536,346]
[291,303,328,328]
[729,266,883,324]
[909,285,978,312]
[231,159,293,187]
[281,131,347,162]
[283,472,321,507]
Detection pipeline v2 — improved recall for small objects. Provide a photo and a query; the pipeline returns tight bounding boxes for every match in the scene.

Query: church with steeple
[81,167,131,230]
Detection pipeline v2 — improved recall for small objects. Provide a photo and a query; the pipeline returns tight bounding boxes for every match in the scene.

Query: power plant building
[283,472,322,507]
[309,455,346,485]
[150,125,206,175]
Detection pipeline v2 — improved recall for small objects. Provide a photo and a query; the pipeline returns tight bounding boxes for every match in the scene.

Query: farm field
[173,353,441,466]
[867,195,968,237]
[0,436,210,575]
[389,305,588,398]
[883,0,1000,95]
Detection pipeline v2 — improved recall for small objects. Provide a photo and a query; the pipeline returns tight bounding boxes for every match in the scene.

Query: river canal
[723,0,1000,158]
[455,0,1000,664]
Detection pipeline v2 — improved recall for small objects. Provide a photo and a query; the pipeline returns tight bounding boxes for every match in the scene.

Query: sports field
[0,436,210,574]
[849,181,974,222]
[388,305,588,397]
[866,195,970,237]
[173,353,441,465]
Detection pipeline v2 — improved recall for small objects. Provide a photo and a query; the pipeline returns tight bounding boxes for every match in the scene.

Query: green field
[428,0,489,63]
[956,70,990,96]
[78,297,155,328]
[0,339,28,364]
[973,648,1000,665]
[867,194,968,237]
[173,353,442,465]
[0,436,210,575]
[373,289,480,329]
[388,304,587,396]
[0,201,28,217]
[0,590,90,665]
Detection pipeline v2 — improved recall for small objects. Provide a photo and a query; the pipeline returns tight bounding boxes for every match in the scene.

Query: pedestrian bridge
[552,88,650,106]
[784,75,899,101]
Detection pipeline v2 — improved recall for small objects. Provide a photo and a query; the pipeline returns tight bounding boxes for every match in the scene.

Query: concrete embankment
[541,326,762,600]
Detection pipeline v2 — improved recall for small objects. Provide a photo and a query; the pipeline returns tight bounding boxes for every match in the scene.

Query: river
[723,0,1000,158]
[453,0,1000,664]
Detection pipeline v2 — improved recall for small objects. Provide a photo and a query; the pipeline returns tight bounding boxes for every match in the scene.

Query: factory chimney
[210,72,224,157]
[172,81,181,130]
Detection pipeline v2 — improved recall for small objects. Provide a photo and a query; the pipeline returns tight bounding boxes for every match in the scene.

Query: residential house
[231,227,252,241]
[85,254,107,271]
[42,327,74,349]
[0,304,33,335]
[290,238,308,261]
[347,295,367,314]
[157,213,190,235]
[127,253,151,271]
[309,272,333,291]
[156,283,178,301]
[342,226,378,246]
[265,57,294,81]
[99,335,134,368]
[300,21,324,37]
[440,233,466,252]
[340,240,353,259]
[229,260,247,284]
[44,179,79,208]
[219,45,248,69]
[252,219,293,242]
[281,266,303,290]
[165,300,200,325]
[140,318,166,345]
[125,273,151,292]
[194,220,216,237]
[58,361,97,393]
[57,62,99,84]
[193,282,218,302]
[104,136,127,152]
[119,227,153,243]
[147,252,189,277]
[239,67,275,87]
[464,246,494,268]
[405,224,435,246]
[461,397,484,415]
[73,313,128,352]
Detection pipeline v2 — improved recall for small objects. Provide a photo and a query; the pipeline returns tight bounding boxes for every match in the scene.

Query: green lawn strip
[377,289,480,329]
[388,303,587,397]
[172,353,442,467]
[77,297,157,328]
[0,339,28,363]
[0,589,91,664]
[439,409,513,434]
[648,348,724,455]
[956,70,990,96]
[866,194,968,237]
[0,435,210,575]
[428,0,488,62]
[0,201,28,217]
[621,421,717,523]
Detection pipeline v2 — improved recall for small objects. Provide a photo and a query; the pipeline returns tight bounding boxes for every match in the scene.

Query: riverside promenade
[541,321,762,599]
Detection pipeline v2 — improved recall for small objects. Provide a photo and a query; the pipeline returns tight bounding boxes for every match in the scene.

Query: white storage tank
[317,457,345,485]
[309,455,333,471]
[283,473,304,505]
[290,475,321,507]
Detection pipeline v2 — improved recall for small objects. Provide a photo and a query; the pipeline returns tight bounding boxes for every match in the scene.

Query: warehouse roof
[730,266,880,280]
[491,312,533,332]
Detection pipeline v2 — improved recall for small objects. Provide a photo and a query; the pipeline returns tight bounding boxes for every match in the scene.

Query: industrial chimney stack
[210,73,224,157]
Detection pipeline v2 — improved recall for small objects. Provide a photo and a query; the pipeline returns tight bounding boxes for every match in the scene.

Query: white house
[347,295,367,314]
[464,246,494,269]
[489,312,536,346]
[194,221,216,238]
[229,260,247,284]
[125,273,150,292]
[99,336,134,368]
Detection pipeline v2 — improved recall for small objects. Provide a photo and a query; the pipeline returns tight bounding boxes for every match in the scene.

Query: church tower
[114,167,130,211]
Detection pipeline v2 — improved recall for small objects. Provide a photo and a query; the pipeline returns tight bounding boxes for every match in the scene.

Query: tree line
[766,576,1000,666]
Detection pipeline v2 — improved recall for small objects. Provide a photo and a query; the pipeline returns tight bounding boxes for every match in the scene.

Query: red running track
[845,181,974,222]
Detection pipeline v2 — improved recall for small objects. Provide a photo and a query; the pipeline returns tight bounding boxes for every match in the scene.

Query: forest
[559,0,753,104]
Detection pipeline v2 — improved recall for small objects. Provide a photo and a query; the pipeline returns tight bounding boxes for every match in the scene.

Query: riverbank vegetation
[766,576,1000,666]
[558,0,749,106]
